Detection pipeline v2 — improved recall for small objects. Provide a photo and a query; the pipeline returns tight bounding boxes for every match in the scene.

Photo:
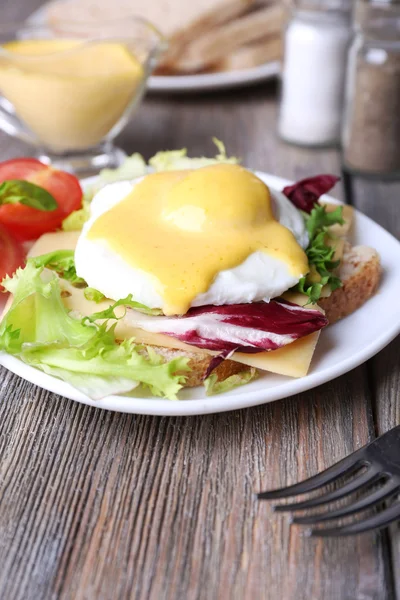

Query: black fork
[258,425,400,536]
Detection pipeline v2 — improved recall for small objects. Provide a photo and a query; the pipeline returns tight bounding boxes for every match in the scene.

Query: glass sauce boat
[0,19,166,174]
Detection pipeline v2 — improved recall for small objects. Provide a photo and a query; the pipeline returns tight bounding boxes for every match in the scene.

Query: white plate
[1,171,399,416]
[147,63,280,94]
[26,5,280,93]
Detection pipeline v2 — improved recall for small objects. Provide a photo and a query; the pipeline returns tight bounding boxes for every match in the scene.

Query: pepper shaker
[278,0,352,147]
[342,0,400,178]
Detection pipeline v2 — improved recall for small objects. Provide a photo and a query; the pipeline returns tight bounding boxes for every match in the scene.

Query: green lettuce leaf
[0,262,94,353]
[29,250,85,286]
[83,287,106,303]
[306,204,345,239]
[38,364,140,399]
[85,294,163,321]
[204,367,257,396]
[61,189,92,232]
[149,138,238,172]
[0,264,189,399]
[294,204,345,303]
[99,153,147,183]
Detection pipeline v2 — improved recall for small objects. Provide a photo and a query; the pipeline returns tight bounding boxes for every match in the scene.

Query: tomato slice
[0,158,83,241]
[0,223,25,291]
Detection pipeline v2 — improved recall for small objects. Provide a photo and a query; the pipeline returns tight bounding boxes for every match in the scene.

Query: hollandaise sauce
[0,39,144,151]
[87,164,308,315]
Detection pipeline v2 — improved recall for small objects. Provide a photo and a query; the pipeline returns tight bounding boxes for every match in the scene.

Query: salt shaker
[342,0,400,178]
[278,0,352,147]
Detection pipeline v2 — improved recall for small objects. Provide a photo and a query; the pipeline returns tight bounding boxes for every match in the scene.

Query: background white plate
[147,62,280,94]
[0,171,399,416]
[27,5,280,93]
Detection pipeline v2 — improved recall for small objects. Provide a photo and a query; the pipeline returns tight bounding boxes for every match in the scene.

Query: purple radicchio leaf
[204,348,237,380]
[126,299,328,355]
[282,175,340,214]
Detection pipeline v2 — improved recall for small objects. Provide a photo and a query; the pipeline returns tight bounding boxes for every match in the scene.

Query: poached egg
[75,164,309,316]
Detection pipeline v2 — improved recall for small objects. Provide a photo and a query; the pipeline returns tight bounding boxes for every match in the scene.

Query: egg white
[75,175,309,312]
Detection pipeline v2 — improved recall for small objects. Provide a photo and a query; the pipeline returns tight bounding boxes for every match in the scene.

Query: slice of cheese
[23,230,321,378]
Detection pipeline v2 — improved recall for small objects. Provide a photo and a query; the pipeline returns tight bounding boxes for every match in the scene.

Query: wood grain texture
[0,367,389,600]
[0,1,397,598]
[351,177,400,599]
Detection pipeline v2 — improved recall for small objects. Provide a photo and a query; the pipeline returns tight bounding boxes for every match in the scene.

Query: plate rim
[0,170,399,416]
[147,62,280,93]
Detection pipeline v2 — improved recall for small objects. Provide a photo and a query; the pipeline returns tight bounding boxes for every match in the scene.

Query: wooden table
[1,2,399,598]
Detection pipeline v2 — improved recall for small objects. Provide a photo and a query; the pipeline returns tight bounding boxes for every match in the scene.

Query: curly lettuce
[30,250,85,286]
[99,153,147,183]
[0,263,189,399]
[204,367,257,396]
[149,138,238,172]
[62,188,92,232]
[294,204,345,303]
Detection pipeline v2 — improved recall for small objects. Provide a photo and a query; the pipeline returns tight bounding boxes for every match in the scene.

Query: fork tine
[273,468,380,512]
[292,481,400,525]
[258,452,367,500]
[309,501,400,537]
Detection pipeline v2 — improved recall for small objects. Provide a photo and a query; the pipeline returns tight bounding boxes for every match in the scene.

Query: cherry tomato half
[0,158,83,241]
[0,222,25,291]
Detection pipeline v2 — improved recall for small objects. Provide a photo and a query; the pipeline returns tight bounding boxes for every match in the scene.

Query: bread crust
[319,245,381,324]
[149,345,250,387]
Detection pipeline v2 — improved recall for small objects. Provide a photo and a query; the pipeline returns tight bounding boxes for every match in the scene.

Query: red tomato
[0,158,83,241]
[0,223,25,291]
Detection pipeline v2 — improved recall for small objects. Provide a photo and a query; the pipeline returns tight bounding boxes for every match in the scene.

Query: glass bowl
[0,19,166,174]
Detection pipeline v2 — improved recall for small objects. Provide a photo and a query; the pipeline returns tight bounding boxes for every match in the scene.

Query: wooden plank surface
[350,177,400,598]
[0,1,397,598]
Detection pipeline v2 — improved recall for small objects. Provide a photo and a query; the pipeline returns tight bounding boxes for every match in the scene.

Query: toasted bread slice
[167,4,285,73]
[149,345,251,386]
[214,36,282,72]
[319,244,381,324]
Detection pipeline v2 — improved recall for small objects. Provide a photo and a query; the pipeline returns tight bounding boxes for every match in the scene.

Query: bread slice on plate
[319,244,381,324]
[215,37,282,72]
[166,4,285,73]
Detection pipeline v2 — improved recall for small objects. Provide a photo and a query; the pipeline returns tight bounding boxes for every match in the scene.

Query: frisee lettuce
[204,367,257,396]
[306,204,344,238]
[62,187,92,232]
[99,153,147,183]
[84,294,163,320]
[29,250,85,286]
[149,138,238,172]
[30,251,162,314]
[294,204,345,303]
[83,287,106,303]
[0,263,189,399]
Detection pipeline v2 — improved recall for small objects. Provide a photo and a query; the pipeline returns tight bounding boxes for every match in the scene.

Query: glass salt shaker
[278,0,352,147]
[342,0,400,178]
